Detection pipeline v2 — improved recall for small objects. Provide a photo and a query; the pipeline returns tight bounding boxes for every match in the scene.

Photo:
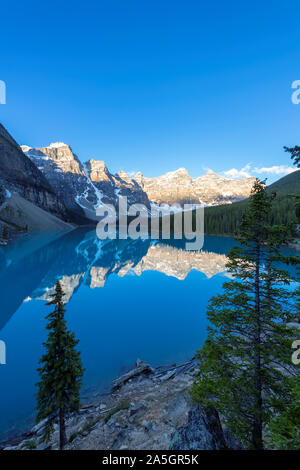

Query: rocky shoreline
[1,358,240,451]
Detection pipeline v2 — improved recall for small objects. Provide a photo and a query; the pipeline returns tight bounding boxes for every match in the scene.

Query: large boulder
[170,405,239,450]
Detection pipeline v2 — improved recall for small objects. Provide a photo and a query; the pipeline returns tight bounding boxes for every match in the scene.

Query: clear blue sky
[1,0,300,182]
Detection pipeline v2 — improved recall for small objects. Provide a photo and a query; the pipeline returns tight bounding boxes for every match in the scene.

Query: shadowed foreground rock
[170,405,228,450]
[2,359,240,451]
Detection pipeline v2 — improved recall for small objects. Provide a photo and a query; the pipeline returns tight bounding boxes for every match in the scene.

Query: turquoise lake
[0,229,241,441]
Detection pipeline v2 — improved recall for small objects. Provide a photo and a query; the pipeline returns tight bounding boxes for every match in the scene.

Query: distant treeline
[139,171,300,237]
[204,170,300,235]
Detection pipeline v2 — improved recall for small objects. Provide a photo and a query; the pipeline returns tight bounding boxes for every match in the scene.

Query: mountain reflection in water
[0,228,235,442]
[0,228,234,329]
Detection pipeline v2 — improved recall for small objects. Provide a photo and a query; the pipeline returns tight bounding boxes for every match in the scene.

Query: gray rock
[31,418,48,435]
[129,402,146,417]
[0,124,69,221]
[141,420,153,432]
[134,168,255,207]
[22,145,150,221]
[223,428,242,450]
[170,405,228,450]
[160,370,177,382]
[112,360,153,391]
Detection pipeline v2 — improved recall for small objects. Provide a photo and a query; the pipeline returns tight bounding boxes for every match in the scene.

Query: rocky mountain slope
[0,125,67,219]
[0,120,256,236]
[204,169,300,235]
[21,142,254,219]
[0,193,74,232]
[133,168,255,206]
[21,145,150,220]
[0,124,92,234]
[22,143,98,217]
[2,358,240,450]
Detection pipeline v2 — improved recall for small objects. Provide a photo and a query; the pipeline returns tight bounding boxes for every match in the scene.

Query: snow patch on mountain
[47,142,68,149]
[21,141,255,219]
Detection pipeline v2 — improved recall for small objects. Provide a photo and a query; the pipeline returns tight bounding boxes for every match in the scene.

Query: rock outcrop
[1,359,240,451]
[112,359,153,391]
[0,193,74,233]
[133,168,255,206]
[170,405,228,450]
[86,159,150,209]
[22,145,150,220]
[21,140,254,220]
[0,124,68,220]
[21,143,100,220]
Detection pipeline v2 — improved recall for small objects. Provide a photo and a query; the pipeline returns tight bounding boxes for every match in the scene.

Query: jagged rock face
[85,159,109,182]
[133,168,255,206]
[4,359,240,451]
[170,405,229,450]
[21,143,99,217]
[0,124,68,219]
[194,170,255,205]
[21,138,254,218]
[86,159,150,208]
[21,146,150,219]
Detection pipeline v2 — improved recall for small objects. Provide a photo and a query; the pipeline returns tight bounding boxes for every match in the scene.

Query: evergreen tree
[191,180,298,449]
[284,145,300,219]
[269,375,300,450]
[36,281,84,449]
[284,145,300,168]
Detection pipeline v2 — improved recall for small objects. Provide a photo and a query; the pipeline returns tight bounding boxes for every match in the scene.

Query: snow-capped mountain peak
[21,141,255,219]
[47,142,68,149]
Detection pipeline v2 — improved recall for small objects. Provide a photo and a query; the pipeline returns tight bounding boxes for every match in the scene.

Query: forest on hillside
[204,170,300,235]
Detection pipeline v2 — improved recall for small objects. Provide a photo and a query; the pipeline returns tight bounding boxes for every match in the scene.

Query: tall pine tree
[269,375,300,449]
[36,281,84,449]
[284,145,300,168]
[191,180,299,449]
[284,145,300,219]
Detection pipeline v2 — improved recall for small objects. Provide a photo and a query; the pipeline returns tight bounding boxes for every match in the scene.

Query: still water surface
[0,229,237,441]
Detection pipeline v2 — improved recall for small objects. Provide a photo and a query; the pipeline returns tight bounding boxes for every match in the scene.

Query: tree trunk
[252,359,263,449]
[252,239,263,450]
[59,407,67,450]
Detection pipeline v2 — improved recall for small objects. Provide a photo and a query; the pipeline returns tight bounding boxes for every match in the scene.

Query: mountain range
[204,168,300,235]
[22,141,255,214]
[4,121,297,238]
[19,138,255,222]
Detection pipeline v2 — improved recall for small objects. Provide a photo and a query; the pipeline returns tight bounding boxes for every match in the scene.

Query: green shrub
[104,402,130,424]
[21,439,37,450]
[69,431,80,443]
